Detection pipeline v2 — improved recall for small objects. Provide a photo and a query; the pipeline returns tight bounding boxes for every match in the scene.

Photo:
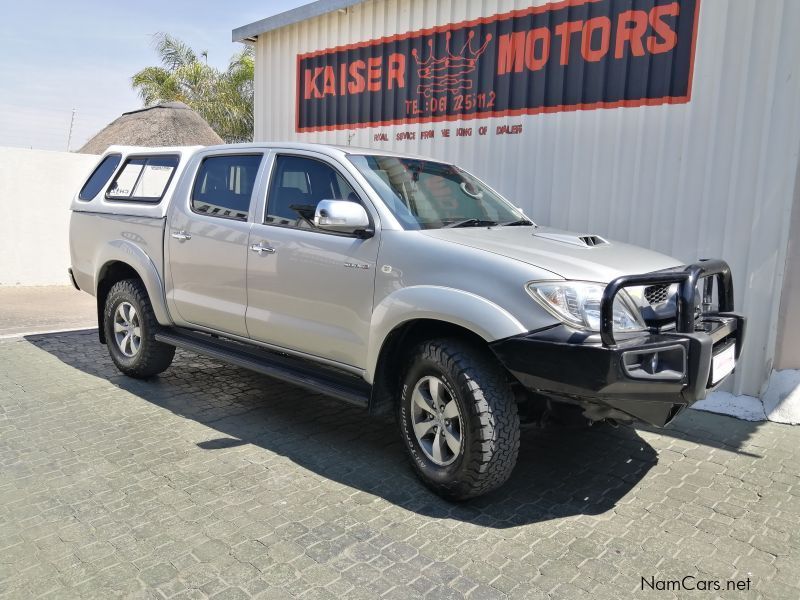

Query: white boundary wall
[0,148,97,285]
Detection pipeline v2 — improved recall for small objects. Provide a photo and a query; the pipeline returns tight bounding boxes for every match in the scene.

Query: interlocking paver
[0,330,798,598]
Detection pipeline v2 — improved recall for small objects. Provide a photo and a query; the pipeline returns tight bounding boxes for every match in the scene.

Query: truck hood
[421,226,682,281]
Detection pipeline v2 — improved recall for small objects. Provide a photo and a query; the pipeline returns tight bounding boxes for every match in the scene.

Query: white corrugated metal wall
[252,0,800,397]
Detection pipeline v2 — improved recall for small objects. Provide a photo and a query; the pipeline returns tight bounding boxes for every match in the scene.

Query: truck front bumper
[489,260,746,428]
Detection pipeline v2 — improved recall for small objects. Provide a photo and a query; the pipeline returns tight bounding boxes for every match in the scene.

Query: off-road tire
[103,279,175,378]
[398,338,520,501]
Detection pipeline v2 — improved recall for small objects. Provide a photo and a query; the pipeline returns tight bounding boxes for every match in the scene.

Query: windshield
[347,155,531,230]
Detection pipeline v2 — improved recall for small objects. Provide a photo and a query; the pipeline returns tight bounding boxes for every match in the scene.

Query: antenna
[66,108,76,152]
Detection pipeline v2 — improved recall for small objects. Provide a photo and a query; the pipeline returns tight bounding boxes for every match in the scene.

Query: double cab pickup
[70,143,745,500]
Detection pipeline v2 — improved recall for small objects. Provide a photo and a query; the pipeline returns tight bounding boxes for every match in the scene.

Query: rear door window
[78,154,121,200]
[191,154,263,221]
[106,155,179,202]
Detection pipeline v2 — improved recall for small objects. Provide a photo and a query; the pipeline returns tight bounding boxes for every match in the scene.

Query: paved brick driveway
[0,330,798,599]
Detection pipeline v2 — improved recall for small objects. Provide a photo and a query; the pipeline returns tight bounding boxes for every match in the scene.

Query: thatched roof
[78,101,223,155]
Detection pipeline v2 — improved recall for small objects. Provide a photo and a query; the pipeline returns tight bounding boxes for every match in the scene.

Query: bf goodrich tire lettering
[103,279,175,378]
[399,338,521,501]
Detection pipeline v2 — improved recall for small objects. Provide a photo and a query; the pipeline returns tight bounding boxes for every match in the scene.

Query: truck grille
[644,284,671,305]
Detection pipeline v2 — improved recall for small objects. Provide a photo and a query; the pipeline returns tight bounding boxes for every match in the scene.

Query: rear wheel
[398,338,520,501]
[103,279,175,378]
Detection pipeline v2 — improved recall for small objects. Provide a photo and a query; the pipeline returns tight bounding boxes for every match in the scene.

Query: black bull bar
[600,259,735,346]
[489,259,746,427]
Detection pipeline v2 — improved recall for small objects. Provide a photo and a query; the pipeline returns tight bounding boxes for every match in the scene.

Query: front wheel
[103,279,175,378]
[398,338,520,501]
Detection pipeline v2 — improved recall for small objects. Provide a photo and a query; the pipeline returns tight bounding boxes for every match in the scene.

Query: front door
[246,153,379,369]
[168,152,264,337]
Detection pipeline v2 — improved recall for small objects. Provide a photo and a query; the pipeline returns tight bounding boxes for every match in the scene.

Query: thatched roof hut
[78,102,223,155]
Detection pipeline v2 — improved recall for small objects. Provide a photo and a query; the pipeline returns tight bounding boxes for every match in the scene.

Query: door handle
[171,231,191,241]
[250,242,276,254]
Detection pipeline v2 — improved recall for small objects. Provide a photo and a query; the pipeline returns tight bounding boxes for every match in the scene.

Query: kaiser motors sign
[296,0,700,132]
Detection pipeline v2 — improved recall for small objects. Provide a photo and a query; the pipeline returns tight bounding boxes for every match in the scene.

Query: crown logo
[411,30,492,97]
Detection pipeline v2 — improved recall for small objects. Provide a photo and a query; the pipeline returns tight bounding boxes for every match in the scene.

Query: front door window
[265,155,360,228]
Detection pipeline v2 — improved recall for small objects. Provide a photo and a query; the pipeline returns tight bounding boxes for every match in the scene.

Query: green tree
[132,33,254,143]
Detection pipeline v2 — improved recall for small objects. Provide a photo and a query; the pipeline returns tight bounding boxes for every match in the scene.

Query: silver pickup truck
[69,143,745,500]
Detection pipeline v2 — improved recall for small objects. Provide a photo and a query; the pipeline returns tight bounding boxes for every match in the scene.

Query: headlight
[526,281,646,332]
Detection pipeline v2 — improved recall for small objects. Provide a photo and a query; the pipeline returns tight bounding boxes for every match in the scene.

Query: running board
[155,328,370,408]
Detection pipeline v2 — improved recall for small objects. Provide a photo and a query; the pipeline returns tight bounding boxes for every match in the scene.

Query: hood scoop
[533,232,609,248]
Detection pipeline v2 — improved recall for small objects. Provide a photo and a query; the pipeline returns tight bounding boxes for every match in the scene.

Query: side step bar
[155,328,370,408]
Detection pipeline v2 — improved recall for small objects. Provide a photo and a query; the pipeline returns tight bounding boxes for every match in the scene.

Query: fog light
[622,345,686,381]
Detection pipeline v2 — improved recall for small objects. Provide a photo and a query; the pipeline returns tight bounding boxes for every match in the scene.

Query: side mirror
[314,200,373,237]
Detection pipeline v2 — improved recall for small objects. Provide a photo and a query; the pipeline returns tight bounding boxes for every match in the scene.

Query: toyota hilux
[69,143,745,500]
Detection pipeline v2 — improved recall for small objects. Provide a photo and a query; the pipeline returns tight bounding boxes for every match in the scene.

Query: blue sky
[0,0,308,151]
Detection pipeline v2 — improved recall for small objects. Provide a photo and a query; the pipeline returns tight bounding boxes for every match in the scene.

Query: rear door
[245,151,380,368]
[167,151,265,337]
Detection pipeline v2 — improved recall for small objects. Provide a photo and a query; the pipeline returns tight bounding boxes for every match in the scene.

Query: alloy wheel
[113,301,141,357]
[410,375,463,466]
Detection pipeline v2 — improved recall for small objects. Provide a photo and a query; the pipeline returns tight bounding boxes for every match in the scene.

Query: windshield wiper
[444,218,498,228]
[499,219,535,227]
